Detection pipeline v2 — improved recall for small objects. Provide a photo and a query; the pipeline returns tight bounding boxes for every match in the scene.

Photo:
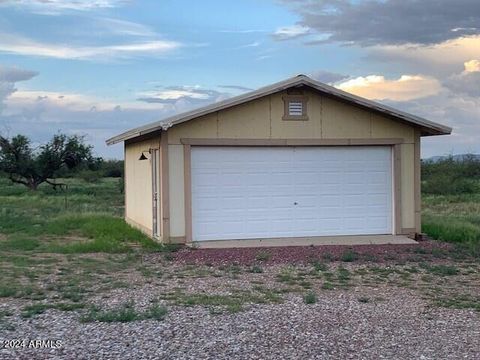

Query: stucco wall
[124,136,160,236]
[166,89,419,239]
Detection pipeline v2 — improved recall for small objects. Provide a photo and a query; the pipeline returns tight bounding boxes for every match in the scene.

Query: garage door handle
[294,202,298,205]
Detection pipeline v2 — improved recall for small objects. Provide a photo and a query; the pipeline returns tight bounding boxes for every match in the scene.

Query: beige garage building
[106,75,451,247]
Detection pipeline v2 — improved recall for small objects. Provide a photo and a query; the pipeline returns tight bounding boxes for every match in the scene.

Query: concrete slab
[193,235,417,249]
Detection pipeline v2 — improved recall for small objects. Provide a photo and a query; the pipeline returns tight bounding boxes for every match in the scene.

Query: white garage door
[191,146,393,241]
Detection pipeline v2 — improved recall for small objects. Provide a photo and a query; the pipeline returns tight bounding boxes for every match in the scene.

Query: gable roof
[106,74,452,145]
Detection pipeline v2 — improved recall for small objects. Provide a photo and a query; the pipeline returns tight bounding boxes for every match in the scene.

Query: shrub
[255,250,271,262]
[421,155,480,195]
[100,160,124,178]
[304,291,317,304]
[144,303,168,320]
[422,175,477,195]
[249,265,264,273]
[321,282,334,290]
[81,302,167,323]
[310,260,328,272]
[341,250,358,262]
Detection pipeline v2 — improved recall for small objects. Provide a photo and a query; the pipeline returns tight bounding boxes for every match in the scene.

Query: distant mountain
[423,154,480,163]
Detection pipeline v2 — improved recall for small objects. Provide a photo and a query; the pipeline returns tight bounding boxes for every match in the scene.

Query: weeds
[434,294,480,311]
[255,250,271,262]
[321,282,334,290]
[304,291,317,304]
[249,265,264,273]
[423,264,459,276]
[81,302,167,323]
[21,302,85,318]
[341,250,358,262]
[310,260,328,272]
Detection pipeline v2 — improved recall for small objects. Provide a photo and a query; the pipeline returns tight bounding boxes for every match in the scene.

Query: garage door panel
[221,172,243,185]
[191,146,392,241]
[295,196,317,207]
[194,197,219,211]
[344,217,367,228]
[343,184,367,194]
[319,195,343,206]
[344,194,367,206]
[319,218,343,231]
[367,194,389,205]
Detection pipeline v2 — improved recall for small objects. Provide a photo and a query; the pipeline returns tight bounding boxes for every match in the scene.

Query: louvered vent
[288,101,303,116]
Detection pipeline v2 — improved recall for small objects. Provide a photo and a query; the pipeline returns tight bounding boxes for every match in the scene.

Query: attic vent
[288,101,303,116]
[283,95,308,120]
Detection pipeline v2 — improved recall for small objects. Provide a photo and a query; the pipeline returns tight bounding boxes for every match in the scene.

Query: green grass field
[0,177,167,253]
[422,193,480,256]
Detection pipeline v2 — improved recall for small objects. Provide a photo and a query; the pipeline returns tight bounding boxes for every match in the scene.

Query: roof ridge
[106,75,451,145]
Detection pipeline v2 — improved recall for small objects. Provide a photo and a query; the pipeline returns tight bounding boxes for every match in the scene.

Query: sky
[0,0,479,159]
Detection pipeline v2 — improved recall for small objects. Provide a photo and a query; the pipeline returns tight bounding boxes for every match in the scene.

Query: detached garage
[106,75,451,247]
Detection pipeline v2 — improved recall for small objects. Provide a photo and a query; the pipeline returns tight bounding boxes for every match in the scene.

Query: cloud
[218,85,253,92]
[0,0,127,14]
[336,75,442,101]
[464,59,480,73]
[137,86,230,106]
[220,29,267,34]
[7,89,167,112]
[0,66,38,82]
[308,70,349,84]
[0,65,38,113]
[334,65,480,157]
[444,59,480,97]
[94,17,157,37]
[271,25,310,41]
[1,88,175,158]
[281,0,480,46]
[236,42,261,49]
[0,33,181,61]
[256,54,273,61]
[1,84,233,159]
[383,93,480,157]
[366,36,480,75]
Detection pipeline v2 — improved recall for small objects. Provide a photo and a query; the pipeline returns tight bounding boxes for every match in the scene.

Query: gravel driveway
[1,253,479,359]
[1,288,479,360]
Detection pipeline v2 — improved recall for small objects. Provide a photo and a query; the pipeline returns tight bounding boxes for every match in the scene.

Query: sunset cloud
[464,59,480,73]
[336,75,442,101]
[367,36,480,74]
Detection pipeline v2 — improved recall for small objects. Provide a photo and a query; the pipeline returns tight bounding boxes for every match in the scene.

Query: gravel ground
[1,288,479,360]
[1,254,479,359]
[171,240,452,265]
